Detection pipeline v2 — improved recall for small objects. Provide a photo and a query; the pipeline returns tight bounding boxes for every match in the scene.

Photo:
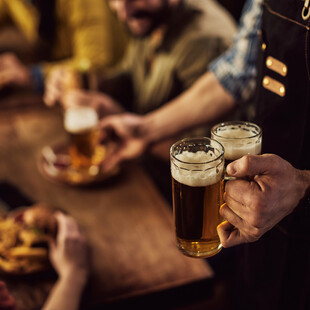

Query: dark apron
[234,1,310,309]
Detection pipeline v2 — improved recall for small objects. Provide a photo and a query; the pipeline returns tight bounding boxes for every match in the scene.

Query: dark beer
[172,176,224,258]
[170,138,225,258]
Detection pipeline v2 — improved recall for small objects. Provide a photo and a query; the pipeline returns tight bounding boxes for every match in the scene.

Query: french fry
[0,257,22,273]
[9,247,48,260]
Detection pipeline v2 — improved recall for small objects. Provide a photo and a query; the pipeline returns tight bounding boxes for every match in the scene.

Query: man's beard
[128,4,171,37]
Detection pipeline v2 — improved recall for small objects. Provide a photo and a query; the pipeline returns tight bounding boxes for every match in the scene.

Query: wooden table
[0,98,213,309]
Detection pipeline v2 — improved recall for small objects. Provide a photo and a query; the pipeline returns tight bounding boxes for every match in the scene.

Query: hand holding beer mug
[170,137,225,258]
[210,121,263,247]
[64,106,103,173]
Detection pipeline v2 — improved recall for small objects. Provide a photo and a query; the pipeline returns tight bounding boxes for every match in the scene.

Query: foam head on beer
[171,150,224,187]
[64,106,98,134]
[211,123,262,161]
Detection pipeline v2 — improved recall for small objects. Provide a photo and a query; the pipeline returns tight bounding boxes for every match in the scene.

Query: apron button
[266,59,273,67]
[263,77,270,85]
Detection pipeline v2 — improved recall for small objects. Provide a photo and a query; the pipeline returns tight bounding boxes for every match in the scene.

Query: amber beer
[170,138,225,258]
[64,106,99,169]
[211,121,262,166]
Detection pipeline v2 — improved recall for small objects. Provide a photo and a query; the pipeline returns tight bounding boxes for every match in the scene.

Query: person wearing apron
[232,0,310,309]
[96,1,310,307]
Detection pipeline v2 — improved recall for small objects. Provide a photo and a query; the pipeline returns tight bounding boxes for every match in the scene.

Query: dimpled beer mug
[64,106,100,169]
[170,137,225,258]
[211,121,262,167]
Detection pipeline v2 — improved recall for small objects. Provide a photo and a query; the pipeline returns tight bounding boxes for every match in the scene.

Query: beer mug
[211,121,262,168]
[170,137,225,258]
[64,106,100,169]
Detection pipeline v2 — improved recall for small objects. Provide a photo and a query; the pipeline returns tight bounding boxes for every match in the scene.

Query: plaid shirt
[209,0,263,102]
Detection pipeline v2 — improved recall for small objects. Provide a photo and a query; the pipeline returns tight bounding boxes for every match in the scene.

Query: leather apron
[234,1,310,309]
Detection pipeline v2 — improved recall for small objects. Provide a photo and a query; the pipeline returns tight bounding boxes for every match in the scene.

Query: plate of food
[38,142,120,186]
[0,203,57,275]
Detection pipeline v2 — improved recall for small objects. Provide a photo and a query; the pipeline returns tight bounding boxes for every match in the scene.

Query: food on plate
[23,203,57,236]
[0,203,56,274]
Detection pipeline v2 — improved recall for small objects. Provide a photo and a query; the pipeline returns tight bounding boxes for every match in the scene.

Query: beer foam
[64,107,98,133]
[221,141,261,161]
[217,128,253,139]
[213,127,261,160]
[171,151,224,187]
[176,150,216,163]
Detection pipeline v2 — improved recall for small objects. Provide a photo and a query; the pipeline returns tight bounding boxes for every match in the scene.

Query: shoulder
[174,34,229,70]
[185,0,237,45]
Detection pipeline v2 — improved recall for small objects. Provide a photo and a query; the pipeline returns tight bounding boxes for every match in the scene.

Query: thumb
[100,116,127,138]
[99,116,115,133]
[226,154,271,178]
[101,151,122,172]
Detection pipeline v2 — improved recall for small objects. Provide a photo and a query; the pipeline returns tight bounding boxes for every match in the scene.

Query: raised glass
[64,106,100,169]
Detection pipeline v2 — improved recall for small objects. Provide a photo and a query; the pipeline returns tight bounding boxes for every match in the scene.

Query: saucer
[38,142,120,186]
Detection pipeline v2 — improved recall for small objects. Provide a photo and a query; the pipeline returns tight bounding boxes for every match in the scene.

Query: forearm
[141,71,235,144]
[42,272,87,310]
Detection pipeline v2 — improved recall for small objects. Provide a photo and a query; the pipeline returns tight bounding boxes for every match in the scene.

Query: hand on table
[99,113,148,171]
[0,53,31,89]
[218,154,308,247]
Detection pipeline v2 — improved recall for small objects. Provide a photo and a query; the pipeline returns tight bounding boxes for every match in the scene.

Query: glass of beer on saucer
[64,106,101,173]
[211,121,262,171]
[170,137,225,258]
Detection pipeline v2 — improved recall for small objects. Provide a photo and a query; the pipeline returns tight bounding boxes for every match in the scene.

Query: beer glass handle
[224,169,237,181]
[224,175,237,181]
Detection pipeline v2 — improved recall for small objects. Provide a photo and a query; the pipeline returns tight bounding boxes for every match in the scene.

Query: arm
[0,53,33,90]
[99,72,235,171]
[43,66,132,111]
[218,154,310,247]
[42,212,89,310]
[142,0,263,142]
[42,274,87,310]
[44,37,134,108]
[0,213,88,310]
[99,0,262,170]
[141,71,234,143]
